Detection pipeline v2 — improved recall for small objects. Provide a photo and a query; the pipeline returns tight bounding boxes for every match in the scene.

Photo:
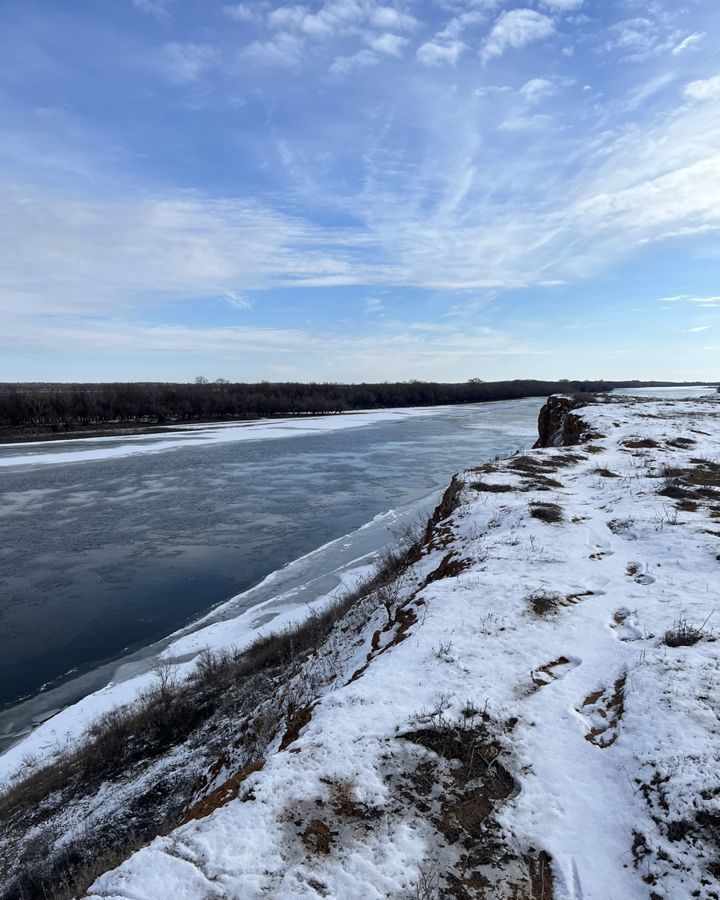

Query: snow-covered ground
[5,394,720,899]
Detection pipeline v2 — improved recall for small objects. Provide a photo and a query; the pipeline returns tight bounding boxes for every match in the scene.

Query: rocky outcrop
[533,394,595,448]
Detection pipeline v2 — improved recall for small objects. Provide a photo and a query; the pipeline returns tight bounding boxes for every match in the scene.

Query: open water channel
[0,398,546,748]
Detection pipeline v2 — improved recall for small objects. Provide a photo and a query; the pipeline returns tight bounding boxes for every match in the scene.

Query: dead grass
[529,502,564,524]
[528,591,592,616]
[593,467,620,478]
[622,437,660,449]
[662,617,712,648]
[471,481,515,493]
[657,459,720,506]
[527,592,562,616]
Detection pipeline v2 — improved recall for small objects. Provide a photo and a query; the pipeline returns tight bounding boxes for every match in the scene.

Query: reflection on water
[0,400,542,712]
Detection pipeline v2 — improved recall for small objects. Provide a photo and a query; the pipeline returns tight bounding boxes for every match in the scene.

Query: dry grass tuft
[662,617,711,648]
[529,502,564,524]
[622,437,660,449]
[471,481,515,493]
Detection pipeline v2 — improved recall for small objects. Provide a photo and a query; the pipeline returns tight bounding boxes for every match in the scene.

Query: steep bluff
[533,393,595,448]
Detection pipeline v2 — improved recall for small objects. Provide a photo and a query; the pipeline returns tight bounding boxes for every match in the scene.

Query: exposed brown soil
[531,657,572,688]
[181,760,264,823]
[280,703,316,751]
[579,675,626,748]
[301,819,335,854]
[526,850,555,900]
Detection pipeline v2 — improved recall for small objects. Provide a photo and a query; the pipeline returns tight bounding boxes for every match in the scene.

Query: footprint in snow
[589,545,614,560]
[610,608,643,642]
[634,573,656,585]
[575,674,626,749]
[530,655,580,689]
[626,563,655,584]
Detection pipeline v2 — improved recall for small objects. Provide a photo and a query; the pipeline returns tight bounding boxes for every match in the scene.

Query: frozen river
[0,399,546,748]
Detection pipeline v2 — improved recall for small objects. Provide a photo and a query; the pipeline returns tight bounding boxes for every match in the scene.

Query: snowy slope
[67,396,720,897]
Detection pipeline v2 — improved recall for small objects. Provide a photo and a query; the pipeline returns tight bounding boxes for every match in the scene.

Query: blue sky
[1,0,719,382]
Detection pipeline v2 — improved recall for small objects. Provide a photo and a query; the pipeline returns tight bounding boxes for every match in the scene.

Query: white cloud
[156,43,220,83]
[539,0,583,9]
[416,40,465,67]
[662,295,720,306]
[223,291,253,310]
[268,6,309,30]
[267,1,417,41]
[685,75,720,102]
[672,31,704,55]
[0,186,390,320]
[6,27,720,330]
[683,325,711,333]
[238,32,305,67]
[369,7,418,32]
[481,9,555,64]
[606,16,682,62]
[222,4,258,23]
[499,112,552,131]
[365,297,384,313]
[437,10,487,41]
[0,318,546,382]
[520,77,556,103]
[366,32,408,57]
[133,0,172,20]
[329,49,379,76]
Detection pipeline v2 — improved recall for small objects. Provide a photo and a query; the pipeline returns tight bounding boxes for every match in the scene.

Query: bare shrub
[663,614,713,648]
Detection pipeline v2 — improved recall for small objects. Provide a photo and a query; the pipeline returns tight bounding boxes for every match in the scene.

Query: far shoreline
[1,381,712,447]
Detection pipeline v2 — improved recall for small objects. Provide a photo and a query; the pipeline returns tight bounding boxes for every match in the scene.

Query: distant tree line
[0,378,694,435]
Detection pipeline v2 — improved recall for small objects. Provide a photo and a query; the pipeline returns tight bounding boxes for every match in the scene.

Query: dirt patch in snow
[578,674,626,748]
[181,759,264,824]
[394,717,554,899]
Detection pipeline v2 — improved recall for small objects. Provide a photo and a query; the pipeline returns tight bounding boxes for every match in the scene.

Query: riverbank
[1,379,702,446]
[2,392,720,899]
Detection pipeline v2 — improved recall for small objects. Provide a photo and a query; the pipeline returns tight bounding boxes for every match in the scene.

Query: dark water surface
[0,401,542,713]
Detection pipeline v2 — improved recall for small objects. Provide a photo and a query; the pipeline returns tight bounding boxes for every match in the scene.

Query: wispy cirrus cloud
[662,295,720,307]
[672,31,704,55]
